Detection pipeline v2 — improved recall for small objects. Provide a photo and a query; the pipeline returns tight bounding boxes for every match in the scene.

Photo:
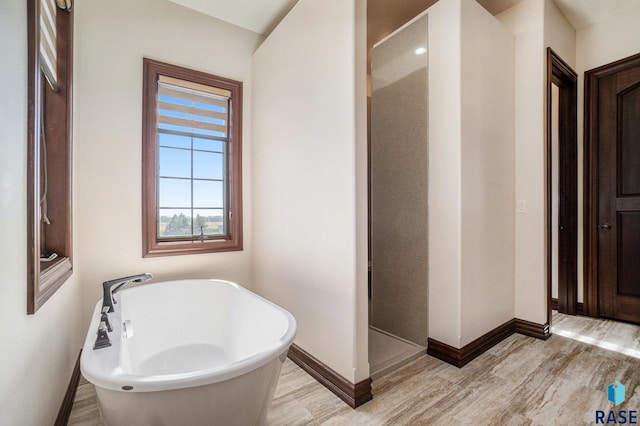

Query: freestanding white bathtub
[80,279,296,426]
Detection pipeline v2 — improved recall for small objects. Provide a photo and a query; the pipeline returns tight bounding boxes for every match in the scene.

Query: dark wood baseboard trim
[426,338,466,367]
[287,344,372,408]
[427,319,515,368]
[427,318,550,368]
[55,350,82,426]
[514,318,551,340]
[551,298,584,315]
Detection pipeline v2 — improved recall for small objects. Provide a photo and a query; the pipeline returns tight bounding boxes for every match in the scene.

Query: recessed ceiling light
[415,47,427,55]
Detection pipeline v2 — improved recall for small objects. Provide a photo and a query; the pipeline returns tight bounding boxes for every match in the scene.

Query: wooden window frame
[142,58,243,257]
[26,0,74,314]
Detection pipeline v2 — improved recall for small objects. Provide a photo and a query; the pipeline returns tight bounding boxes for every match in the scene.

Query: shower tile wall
[370,16,428,346]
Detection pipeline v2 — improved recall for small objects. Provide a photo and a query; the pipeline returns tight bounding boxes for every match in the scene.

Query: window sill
[143,239,242,257]
[33,257,73,311]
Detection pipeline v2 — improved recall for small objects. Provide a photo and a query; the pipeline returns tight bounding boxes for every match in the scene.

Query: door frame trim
[546,48,578,321]
[584,52,640,317]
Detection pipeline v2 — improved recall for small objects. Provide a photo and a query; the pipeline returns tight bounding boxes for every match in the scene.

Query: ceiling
[551,0,638,30]
[367,0,437,52]
[170,0,638,38]
[167,0,299,35]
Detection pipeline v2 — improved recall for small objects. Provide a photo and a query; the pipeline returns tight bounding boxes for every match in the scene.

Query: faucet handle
[94,321,112,350]
[100,308,113,332]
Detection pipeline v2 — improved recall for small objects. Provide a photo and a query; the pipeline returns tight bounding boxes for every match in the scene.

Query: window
[142,59,243,256]
[26,0,74,314]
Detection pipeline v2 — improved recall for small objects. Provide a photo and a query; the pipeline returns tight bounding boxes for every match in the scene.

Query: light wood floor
[70,312,640,425]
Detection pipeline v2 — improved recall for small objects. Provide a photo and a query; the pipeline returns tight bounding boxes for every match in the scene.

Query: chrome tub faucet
[94,273,153,350]
[102,273,153,313]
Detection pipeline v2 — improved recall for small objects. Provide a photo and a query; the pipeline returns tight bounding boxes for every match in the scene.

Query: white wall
[496,0,577,323]
[74,0,263,326]
[544,0,577,303]
[497,0,546,325]
[426,0,463,348]
[576,2,640,73]
[426,0,516,348]
[354,0,369,383]
[544,0,576,67]
[0,1,83,425]
[251,0,369,383]
[460,0,515,346]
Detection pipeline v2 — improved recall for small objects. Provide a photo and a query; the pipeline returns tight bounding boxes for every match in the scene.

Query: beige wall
[74,0,263,327]
[460,0,515,346]
[496,0,575,325]
[426,0,463,347]
[427,0,516,348]
[576,2,640,73]
[544,0,577,303]
[544,0,576,67]
[496,0,546,325]
[0,1,83,425]
[354,0,369,384]
[251,0,369,383]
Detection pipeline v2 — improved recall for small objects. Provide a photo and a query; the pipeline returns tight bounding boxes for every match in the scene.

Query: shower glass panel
[370,15,428,347]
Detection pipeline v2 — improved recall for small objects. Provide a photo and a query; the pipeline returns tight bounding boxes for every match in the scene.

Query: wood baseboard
[427,319,515,368]
[287,344,372,408]
[55,350,82,426]
[514,318,550,340]
[427,318,550,368]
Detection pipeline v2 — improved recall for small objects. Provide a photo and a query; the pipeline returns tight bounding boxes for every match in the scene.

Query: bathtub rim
[80,278,297,393]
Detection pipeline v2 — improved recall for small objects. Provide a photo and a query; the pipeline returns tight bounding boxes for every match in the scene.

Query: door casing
[546,48,578,321]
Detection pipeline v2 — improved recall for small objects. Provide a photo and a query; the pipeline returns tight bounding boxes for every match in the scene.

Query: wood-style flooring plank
[69,313,640,425]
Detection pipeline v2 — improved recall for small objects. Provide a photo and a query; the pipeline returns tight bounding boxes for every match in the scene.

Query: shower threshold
[368,326,425,380]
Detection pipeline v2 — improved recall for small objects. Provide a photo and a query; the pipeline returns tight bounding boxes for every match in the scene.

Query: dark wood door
[596,56,640,323]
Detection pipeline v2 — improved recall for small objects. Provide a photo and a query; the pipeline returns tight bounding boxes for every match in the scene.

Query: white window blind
[40,0,58,90]
[157,75,230,138]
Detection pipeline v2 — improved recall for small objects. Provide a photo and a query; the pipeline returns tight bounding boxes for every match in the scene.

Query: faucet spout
[102,272,153,313]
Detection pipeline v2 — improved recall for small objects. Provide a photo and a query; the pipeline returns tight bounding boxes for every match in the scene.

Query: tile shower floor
[368,326,425,380]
